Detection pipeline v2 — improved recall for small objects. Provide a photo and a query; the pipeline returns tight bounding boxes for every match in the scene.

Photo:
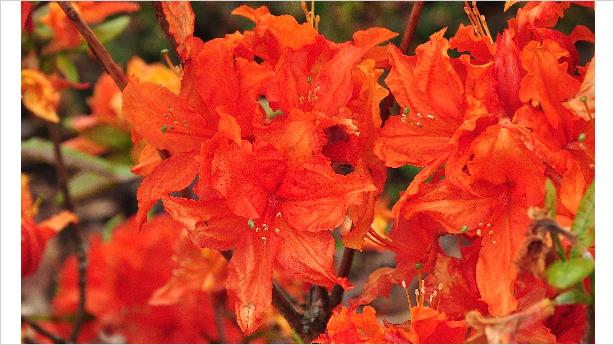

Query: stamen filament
[401,280,413,319]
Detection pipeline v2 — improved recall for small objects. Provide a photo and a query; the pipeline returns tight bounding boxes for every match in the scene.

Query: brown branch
[22,317,67,344]
[381,1,425,123]
[57,1,127,90]
[47,122,88,343]
[329,248,355,307]
[399,1,425,54]
[301,286,331,343]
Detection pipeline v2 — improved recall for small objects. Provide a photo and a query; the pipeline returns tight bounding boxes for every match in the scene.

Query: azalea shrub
[21,1,595,344]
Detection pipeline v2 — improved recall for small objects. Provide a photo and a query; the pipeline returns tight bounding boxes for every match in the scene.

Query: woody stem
[399,1,425,54]
[21,317,67,344]
[47,121,88,343]
[381,0,425,122]
[57,1,127,90]
[329,248,355,307]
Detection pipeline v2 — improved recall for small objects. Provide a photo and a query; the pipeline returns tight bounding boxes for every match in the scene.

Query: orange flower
[162,114,373,334]
[53,215,243,343]
[372,1,593,322]
[21,174,77,277]
[21,69,61,123]
[155,2,195,62]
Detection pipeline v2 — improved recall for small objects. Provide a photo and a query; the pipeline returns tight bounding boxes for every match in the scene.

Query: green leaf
[546,257,594,289]
[102,214,125,242]
[571,182,595,257]
[56,54,79,83]
[544,178,557,218]
[76,16,131,51]
[554,289,591,305]
[22,138,135,183]
[93,16,131,44]
[82,125,132,151]
[68,171,114,201]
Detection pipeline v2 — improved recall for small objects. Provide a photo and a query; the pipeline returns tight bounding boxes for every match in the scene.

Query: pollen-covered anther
[415,121,423,127]
[476,229,482,236]
[274,228,280,234]
[488,230,494,236]
[276,212,282,218]
[415,289,420,297]
[438,282,443,291]
[255,227,260,233]
[491,240,497,245]
[401,280,407,289]
[486,223,492,227]
[261,236,267,244]
[416,112,423,119]
[426,114,435,120]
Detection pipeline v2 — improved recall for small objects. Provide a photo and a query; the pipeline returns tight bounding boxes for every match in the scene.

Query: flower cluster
[20,1,595,343]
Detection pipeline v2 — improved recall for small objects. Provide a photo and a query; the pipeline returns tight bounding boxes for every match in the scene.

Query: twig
[57,1,127,90]
[329,248,355,307]
[381,1,425,123]
[47,122,88,343]
[22,317,67,344]
[301,286,330,343]
[399,1,425,54]
[213,291,227,343]
[272,281,305,333]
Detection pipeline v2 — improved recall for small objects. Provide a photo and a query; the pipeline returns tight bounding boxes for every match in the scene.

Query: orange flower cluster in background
[20,1,595,343]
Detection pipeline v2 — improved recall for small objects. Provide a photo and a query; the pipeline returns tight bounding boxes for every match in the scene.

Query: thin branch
[399,1,425,54]
[272,281,305,332]
[22,317,67,344]
[47,122,88,343]
[381,1,425,123]
[329,248,355,307]
[300,286,331,343]
[57,1,127,90]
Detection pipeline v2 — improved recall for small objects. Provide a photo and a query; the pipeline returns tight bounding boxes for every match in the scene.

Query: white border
[594,1,614,344]
[1,1,24,344]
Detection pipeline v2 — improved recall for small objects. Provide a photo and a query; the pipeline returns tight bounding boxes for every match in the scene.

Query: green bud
[247,219,256,229]
[415,262,423,270]
[580,95,588,103]
[160,125,168,133]
[461,225,468,233]
[403,107,410,115]
[577,133,586,142]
